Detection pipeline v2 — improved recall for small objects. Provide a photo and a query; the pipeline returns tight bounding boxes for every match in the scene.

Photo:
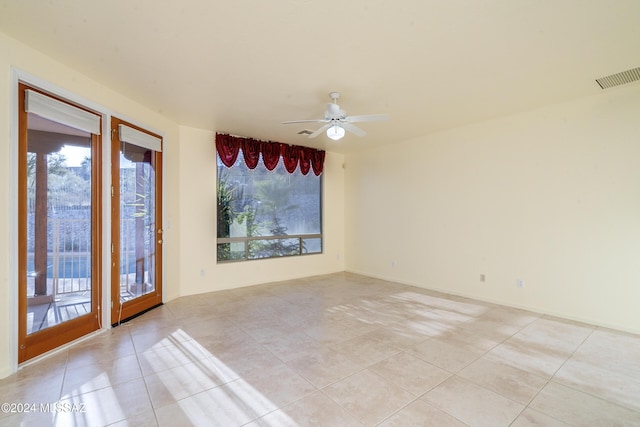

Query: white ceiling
[1,0,639,153]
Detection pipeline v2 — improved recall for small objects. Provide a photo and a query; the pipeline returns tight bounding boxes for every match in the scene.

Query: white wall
[345,84,640,334]
[177,126,345,296]
[0,32,12,379]
[0,32,182,378]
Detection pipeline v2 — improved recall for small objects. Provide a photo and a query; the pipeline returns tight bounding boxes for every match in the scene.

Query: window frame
[215,151,324,263]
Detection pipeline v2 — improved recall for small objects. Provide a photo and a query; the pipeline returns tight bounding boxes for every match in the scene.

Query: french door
[18,84,102,363]
[110,118,163,325]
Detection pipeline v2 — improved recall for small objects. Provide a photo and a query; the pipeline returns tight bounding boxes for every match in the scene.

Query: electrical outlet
[480,274,486,282]
[517,279,524,288]
[391,260,397,268]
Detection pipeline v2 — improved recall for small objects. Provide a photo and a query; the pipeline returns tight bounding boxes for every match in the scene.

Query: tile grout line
[506,324,598,426]
[132,325,162,427]
[365,356,465,427]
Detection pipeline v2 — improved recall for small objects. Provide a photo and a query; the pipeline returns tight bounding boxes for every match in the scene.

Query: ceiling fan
[282,92,389,140]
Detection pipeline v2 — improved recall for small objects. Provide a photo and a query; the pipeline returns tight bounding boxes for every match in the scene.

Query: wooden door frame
[110,117,163,325]
[17,83,102,363]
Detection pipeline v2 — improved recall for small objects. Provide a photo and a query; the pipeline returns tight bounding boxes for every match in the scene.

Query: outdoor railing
[27,218,142,297]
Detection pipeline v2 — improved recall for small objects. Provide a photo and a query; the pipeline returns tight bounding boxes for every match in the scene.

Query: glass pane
[119,142,156,303]
[26,114,93,334]
[248,238,300,259]
[217,242,245,261]
[302,238,322,254]
[217,154,321,239]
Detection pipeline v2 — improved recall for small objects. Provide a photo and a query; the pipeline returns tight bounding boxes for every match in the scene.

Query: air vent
[595,67,640,89]
[297,129,313,135]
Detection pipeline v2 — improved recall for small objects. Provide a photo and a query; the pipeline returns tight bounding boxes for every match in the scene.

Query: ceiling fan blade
[341,122,367,137]
[344,114,390,123]
[308,123,332,138]
[282,119,328,124]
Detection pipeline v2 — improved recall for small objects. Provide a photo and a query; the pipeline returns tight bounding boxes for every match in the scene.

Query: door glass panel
[118,142,156,303]
[26,114,93,334]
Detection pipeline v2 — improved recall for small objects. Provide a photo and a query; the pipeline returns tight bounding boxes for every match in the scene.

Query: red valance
[215,134,241,168]
[242,138,261,170]
[261,141,281,171]
[281,144,300,174]
[215,133,325,176]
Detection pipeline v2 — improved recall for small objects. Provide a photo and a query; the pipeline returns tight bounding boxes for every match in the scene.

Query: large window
[216,136,323,262]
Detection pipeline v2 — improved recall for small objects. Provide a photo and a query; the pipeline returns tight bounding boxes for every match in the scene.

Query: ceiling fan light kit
[282,92,389,141]
[327,124,345,140]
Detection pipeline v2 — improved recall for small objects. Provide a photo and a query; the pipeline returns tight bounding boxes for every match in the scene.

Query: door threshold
[111,302,163,327]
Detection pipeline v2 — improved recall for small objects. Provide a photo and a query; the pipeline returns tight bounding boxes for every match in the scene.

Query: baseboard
[344,268,640,336]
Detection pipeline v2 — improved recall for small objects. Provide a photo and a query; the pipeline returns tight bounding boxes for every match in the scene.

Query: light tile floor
[2,272,640,426]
